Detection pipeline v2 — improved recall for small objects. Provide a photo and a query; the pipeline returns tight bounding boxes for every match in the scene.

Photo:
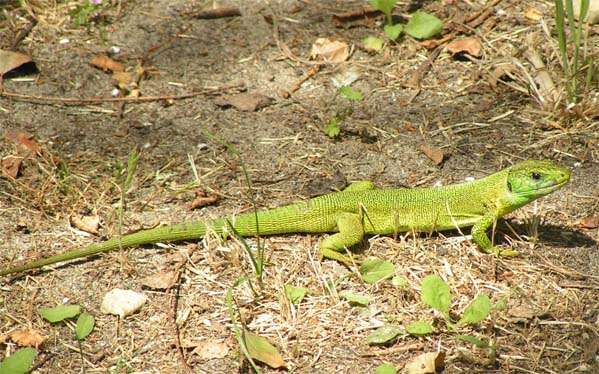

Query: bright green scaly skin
[0,160,570,276]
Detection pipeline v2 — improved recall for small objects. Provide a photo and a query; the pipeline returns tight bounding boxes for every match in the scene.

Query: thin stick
[0,82,245,106]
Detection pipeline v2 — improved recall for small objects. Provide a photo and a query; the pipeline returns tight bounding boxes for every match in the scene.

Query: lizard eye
[531,172,541,180]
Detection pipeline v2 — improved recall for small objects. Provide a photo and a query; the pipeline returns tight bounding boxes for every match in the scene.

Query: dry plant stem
[10,18,38,50]
[0,82,246,106]
[188,6,241,19]
[523,35,559,106]
[170,247,197,373]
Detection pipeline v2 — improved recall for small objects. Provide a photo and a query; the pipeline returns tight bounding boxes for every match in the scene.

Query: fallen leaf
[310,38,349,63]
[5,131,42,155]
[524,7,543,21]
[0,50,32,76]
[446,37,483,57]
[189,190,219,210]
[405,351,445,374]
[1,156,22,179]
[141,271,177,290]
[70,214,100,235]
[90,54,124,72]
[101,289,147,318]
[579,215,599,229]
[214,92,274,112]
[112,71,134,90]
[191,340,230,359]
[244,331,286,368]
[10,329,45,348]
[419,144,444,165]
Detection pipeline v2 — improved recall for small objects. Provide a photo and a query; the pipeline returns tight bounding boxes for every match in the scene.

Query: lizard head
[505,160,571,205]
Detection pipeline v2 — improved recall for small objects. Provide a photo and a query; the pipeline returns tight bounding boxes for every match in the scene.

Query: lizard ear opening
[507,181,512,192]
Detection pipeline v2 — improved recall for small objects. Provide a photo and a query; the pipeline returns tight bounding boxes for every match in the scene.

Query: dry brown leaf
[419,144,444,165]
[1,156,22,179]
[90,54,124,72]
[214,92,274,112]
[310,38,349,63]
[141,271,177,290]
[191,340,230,359]
[10,328,45,348]
[524,7,544,21]
[70,214,100,234]
[190,190,219,210]
[405,351,445,374]
[446,37,483,57]
[0,50,32,76]
[5,131,42,155]
[579,215,599,229]
[113,71,134,89]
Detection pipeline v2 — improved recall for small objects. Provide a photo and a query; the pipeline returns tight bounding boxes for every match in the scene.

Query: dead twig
[281,65,322,98]
[187,6,241,19]
[331,6,381,26]
[0,82,246,106]
[169,247,197,374]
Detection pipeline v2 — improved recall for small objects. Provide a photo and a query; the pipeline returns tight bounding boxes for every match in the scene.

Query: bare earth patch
[1,0,598,373]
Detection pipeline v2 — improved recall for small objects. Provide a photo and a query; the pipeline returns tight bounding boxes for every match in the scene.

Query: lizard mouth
[532,179,569,194]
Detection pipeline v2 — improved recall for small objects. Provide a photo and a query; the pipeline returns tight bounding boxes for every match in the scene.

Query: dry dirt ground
[1,0,598,373]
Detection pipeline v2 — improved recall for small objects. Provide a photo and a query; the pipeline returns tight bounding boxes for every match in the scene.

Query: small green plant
[70,0,105,27]
[39,304,96,372]
[554,0,595,102]
[417,274,492,331]
[0,348,37,374]
[367,0,443,42]
[324,86,364,138]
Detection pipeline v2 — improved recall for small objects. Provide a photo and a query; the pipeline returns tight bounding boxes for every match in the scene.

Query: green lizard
[1,159,570,276]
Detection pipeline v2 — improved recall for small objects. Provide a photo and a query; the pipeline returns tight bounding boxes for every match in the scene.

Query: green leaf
[368,0,397,20]
[420,275,451,315]
[243,331,286,368]
[384,23,403,41]
[363,36,384,52]
[494,297,507,311]
[75,312,95,340]
[405,11,443,40]
[340,291,371,307]
[366,325,402,345]
[459,294,491,326]
[0,348,37,374]
[391,275,409,289]
[283,284,307,305]
[375,362,397,374]
[359,258,395,284]
[405,320,434,336]
[456,334,489,349]
[324,116,341,138]
[39,304,82,323]
[339,86,364,101]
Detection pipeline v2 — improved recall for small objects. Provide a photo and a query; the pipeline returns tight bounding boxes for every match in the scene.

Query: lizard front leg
[472,212,518,257]
[320,212,364,266]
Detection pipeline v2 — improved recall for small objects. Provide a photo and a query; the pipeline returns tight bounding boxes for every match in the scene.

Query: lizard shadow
[354,220,594,254]
[494,221,596,249]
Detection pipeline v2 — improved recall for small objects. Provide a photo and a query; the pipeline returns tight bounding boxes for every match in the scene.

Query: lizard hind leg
[320,212,365,266]
[343,180,376,192]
